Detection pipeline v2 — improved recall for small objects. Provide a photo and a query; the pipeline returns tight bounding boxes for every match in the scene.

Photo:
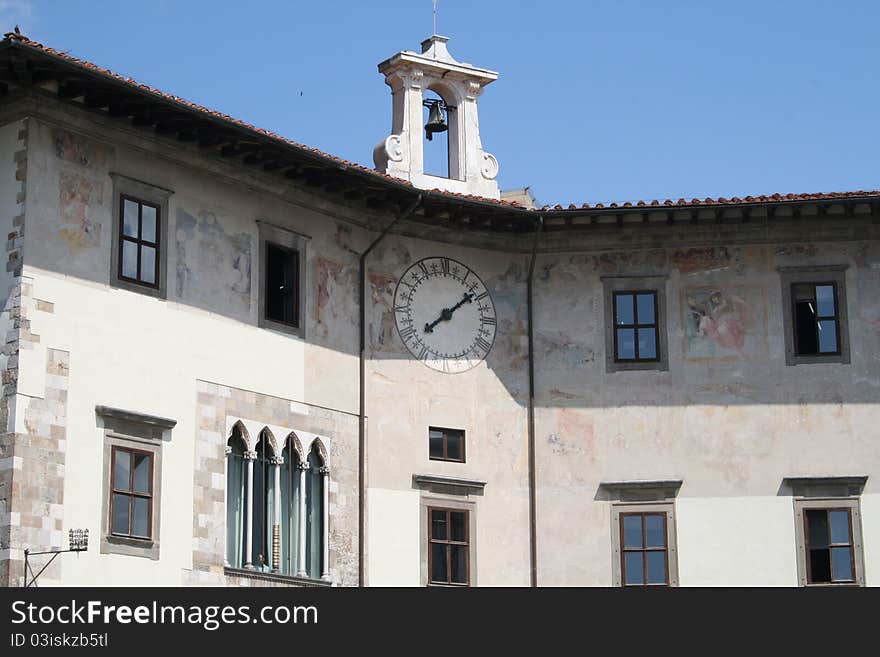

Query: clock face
[393,257,496,373]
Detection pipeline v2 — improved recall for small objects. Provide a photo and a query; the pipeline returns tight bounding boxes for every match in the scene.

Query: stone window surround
[224,418,331,583]
[257,220,310,338]
[96,405,176,560]
[778,265,851,366]
[601,275,670,373]
[782,476,867,587]
[109,172,173,299]
[419,494,478,587]
[599,480,681,587]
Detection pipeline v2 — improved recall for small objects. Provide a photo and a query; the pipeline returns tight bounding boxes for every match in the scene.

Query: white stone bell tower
[373,35,500,199]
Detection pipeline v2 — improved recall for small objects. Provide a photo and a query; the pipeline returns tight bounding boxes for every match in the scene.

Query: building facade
[0,32,878,587]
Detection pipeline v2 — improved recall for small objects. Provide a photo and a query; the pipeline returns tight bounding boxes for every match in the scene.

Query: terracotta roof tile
[538,189,880,212]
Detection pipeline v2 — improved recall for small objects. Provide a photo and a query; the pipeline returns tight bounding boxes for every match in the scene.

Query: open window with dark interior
[792,282,839,356]
[804,508,855,584]
[265,242,299,327]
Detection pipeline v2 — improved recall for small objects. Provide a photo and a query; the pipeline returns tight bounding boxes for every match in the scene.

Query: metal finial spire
[432,0,438,35]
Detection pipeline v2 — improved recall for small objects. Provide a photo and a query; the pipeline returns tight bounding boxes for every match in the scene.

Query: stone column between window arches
[243,450,257,569]
[297,459,308,577]
[224,444,232,568]
[321,466,330,581]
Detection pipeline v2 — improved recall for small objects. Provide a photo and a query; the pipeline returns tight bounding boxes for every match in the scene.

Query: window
[225,423,329,581]
[619,512,669,586]
[109,173,172,298]
[613,291,659,362]
[265,243,299,327]
[792,283,839,355]
[786,477,866,586]
[118,195,160,288]
[429,427,465,462]
[428,507,469,586]
[97,405,175,560]
[258,221,308,337]
[803,508,856,584]
[779,266,850,365]
[110,446,153,539]
[600,480,681,587]
[602,276,669,372]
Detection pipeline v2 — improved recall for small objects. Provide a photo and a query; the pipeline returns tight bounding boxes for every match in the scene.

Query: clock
[393,257,496,373]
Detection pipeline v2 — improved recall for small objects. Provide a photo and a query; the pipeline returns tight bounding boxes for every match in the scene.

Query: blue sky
[8,1,880,207]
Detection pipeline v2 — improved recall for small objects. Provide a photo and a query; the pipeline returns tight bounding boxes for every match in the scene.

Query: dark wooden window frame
[804,507,856,585]
[791,281,841,357]
[117,194,161,289]
[612,290,660,363]
[428,427,466,463]
[264,241,300,329]
[427,506,470,587]
[109,445,154,540]
[619,511,669,587]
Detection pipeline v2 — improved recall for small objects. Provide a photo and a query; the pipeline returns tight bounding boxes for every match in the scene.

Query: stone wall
[188,380,359,587]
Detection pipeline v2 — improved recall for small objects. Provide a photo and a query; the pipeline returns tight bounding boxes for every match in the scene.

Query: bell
[424,101,447,141]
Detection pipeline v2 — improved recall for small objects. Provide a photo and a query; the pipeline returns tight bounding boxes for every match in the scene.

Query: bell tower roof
[377,35,498,86]
[373,36,501,200]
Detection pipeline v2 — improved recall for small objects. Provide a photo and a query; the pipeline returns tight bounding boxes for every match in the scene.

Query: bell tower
[373,35,500,199]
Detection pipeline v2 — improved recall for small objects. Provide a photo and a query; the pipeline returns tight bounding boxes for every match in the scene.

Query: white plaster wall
[676,496,798,586]
[19,114,366,585]
[366,488,420,586]
[365,234,531,586]
[532,241,880,585]
[11,106,880,587]
[860,493,880,586]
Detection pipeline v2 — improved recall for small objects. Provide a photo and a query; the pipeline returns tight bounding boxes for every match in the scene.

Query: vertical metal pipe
[526,215,544,587]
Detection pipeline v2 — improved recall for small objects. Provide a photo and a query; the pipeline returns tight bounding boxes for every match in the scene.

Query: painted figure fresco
[683,287,762,358]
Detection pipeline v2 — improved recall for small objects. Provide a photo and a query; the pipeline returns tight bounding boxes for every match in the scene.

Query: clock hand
[424,292,474,333]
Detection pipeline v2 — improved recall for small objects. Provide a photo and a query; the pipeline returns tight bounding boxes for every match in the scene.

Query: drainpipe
[526,214,544,587]
[358,193,423,587]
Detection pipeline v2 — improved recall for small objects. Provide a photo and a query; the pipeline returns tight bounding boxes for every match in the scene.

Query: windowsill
[427,582,469,588]
[100,534,160,560]
[223,566,332,587]
[785,355,850,366]
[802,582,862,588]
[110,276,167,299]
[259,315,304,338]
[107,534,153,546]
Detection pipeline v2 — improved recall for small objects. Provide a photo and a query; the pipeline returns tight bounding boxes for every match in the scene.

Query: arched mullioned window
[251,430,276,572]
[279,434,302,576]
[225,424,248,568]
[305,443,325,579]
[225,424,329,580]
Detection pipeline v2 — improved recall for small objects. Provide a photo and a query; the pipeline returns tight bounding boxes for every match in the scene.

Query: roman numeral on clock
[481,315,496,326]
[399,326,416,342]
[393,305,410,313]
[475,291,489,301]
[473,337,491,354]
[418,261,429,276]
[440,258,450,275]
